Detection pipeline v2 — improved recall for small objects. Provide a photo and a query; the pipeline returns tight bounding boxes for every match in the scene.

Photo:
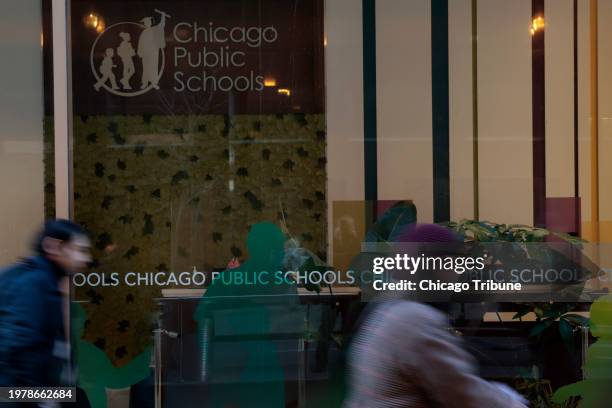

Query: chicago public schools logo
[90,9,170,97]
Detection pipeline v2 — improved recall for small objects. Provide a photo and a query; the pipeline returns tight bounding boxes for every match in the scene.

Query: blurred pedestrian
[0,219,91,388]
[344,224,527,408]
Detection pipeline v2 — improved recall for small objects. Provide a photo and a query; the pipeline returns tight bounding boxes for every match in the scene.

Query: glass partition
[57,1,611,407]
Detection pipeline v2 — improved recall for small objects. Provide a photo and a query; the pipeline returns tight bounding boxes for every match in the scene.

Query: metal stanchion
[153,303,178,408]
[581,325,589,379]
[200,319,212,382]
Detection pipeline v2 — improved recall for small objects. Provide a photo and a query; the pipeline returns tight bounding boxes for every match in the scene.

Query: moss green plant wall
[45,113,326,364]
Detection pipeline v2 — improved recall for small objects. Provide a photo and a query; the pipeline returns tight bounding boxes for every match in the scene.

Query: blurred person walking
[0,220,91,389]
[344,224,527,408]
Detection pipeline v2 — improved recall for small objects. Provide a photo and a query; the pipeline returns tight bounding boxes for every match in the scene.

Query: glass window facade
[3,0,612,407]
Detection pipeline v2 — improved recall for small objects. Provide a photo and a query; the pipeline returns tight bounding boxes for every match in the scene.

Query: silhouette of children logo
[94,48,118,91]
[117,32,135,90]
[90,9,170,96]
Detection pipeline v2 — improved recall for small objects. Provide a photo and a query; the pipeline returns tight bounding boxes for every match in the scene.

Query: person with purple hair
[396,222,462,244]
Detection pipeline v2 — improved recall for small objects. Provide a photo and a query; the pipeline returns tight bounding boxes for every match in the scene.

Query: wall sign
[72,0,324,115]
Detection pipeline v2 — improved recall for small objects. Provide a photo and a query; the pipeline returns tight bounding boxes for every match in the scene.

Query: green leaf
[563,314,590,327]
[365,201,417,242]
[531,229,549,240]
[142,213,154,236]
[543,308,562,319]
[530,319,554,337]
[534,307,544,319]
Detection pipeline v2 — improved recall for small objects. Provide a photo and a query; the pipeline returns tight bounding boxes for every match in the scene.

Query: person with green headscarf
[194,222,300,407]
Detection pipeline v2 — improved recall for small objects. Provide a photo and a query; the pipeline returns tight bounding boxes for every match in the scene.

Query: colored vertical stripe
[363,0,378,221]
[573,0,579,200]
[472,0,479,220]
[532,0,546,227]
[574,0,581,235]
[432,0,450,222]
[590,0,599,241]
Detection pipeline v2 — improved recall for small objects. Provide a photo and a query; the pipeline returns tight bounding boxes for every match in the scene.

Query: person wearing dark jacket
[0,219,91,388]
